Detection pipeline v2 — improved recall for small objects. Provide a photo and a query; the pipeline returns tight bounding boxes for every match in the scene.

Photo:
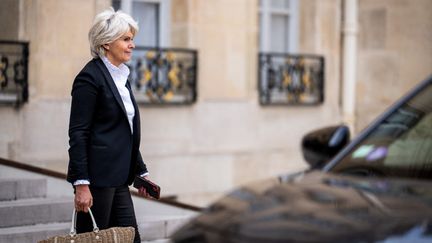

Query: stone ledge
[0,197,73,227]
[0,178,47,201]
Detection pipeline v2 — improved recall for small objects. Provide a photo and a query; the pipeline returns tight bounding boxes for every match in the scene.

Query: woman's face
[104,30,135,66]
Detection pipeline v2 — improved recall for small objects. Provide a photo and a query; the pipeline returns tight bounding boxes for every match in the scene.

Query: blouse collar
[100,55,130,82]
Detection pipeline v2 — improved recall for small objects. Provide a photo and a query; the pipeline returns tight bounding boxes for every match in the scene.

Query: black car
[172,75,432,243]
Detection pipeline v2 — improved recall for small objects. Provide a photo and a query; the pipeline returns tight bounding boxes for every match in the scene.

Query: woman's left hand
[138,176,151,198]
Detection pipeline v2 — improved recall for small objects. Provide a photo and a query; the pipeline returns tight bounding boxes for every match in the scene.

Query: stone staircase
[0,164,198,243]
[0,178,73,242]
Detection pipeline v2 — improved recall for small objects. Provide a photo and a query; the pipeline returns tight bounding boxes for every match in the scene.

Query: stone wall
[356,0,432,131]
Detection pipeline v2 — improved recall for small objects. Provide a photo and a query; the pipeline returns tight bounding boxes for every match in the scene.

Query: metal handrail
[0,157,202,212]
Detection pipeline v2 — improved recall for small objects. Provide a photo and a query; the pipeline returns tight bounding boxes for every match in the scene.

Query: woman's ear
[103,44,110,51]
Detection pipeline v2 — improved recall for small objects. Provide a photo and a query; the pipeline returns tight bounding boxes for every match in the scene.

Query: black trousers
[76,185,141,243]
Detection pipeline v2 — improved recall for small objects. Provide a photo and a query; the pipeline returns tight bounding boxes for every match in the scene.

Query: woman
[67,8,149,242]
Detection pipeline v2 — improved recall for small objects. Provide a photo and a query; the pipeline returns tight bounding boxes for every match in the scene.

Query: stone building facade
[0,0,431,206]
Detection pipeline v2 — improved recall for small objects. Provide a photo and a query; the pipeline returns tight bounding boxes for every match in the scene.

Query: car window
[330,82,432,180]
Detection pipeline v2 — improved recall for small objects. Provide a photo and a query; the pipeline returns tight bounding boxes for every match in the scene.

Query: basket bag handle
[70,208,99,237]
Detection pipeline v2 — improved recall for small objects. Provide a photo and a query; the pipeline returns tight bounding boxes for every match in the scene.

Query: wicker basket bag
[38,208,135,243]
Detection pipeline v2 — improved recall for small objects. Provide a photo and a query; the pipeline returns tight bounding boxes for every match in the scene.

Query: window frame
[117,0,171,47]
[259,0,299,53]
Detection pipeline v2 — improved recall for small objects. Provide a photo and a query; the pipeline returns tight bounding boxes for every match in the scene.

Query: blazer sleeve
[67,71,99,184]
[136,151,148,176]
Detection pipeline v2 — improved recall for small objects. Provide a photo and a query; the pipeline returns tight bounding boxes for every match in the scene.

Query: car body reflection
[172,75,432,242]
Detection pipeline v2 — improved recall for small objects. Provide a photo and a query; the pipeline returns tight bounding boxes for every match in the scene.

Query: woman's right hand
[75,185,93,212]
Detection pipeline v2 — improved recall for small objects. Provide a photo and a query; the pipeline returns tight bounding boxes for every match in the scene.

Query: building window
[258,1,324,105]
[0,41,29,106]
[259,0,299,53]
[113,1,197,105]
[112,0,170,47]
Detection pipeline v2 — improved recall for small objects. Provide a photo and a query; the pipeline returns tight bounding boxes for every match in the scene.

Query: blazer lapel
[126,81,141,143]
[95,58,128,117]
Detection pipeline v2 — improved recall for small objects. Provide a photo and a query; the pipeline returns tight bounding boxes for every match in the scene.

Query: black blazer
[67,58,148,187]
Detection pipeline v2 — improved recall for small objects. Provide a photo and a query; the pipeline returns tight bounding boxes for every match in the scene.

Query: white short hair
[88,7,139,58]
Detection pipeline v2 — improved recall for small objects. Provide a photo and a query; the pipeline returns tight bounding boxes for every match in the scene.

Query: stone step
[0,178,47,201]
[142,239,171,243]
[0,222,70,243]
[138,216,192,241]
[0,197,73,228]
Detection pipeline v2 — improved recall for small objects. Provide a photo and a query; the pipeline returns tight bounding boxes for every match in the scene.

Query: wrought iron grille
[0,41,29,106]
[128,47,198,105]
[258,52,324,105]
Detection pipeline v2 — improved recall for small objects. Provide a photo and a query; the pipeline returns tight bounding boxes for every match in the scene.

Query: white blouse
[100,55,135,134]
